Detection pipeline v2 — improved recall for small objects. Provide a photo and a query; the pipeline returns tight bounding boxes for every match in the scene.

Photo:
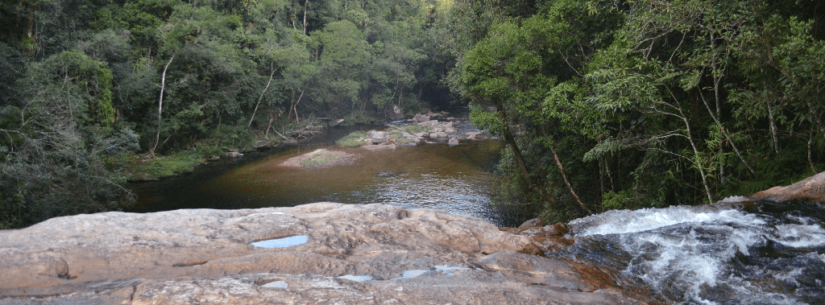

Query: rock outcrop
[280,149,359,169]
[0,203,648,304]
[749,171,825,203]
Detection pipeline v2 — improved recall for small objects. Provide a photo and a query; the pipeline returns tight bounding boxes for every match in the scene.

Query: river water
[127,124,825,304]
[127,124,507,224]
[555,199,825,304]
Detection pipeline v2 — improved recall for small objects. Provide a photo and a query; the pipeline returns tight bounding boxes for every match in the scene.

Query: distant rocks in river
[0,203,649,304]
[338,112,492,150]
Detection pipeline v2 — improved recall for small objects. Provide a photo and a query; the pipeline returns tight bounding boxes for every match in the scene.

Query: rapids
[553,200,825,304]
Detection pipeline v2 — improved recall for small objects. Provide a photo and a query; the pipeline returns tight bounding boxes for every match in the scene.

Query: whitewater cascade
[552,199,825,304]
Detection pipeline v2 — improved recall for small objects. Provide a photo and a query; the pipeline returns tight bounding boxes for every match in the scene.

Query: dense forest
[0,0,455,228]
[1,0,824,228]
[447,0,825,223]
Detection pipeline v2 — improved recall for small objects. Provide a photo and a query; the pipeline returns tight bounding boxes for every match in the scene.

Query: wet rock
[413,113,430,123]
[225,151,244,158]
[466,131,483,140]
[519,218,542,229]
[417,120,440,127]
[0,203,648,304]
[448,138,459,146]
[749,171,825,203]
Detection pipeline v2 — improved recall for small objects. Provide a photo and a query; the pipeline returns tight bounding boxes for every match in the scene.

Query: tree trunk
[494,99,556,205]
[248,64,278,128]
[293,89,306,124]
[303,0,309,35]
[810,129,818,174]
[150,54,175,157]
[767,99,781,153]
[550,145,592,214]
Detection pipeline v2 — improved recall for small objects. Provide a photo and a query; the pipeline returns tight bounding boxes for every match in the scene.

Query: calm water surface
[127,126,505,224]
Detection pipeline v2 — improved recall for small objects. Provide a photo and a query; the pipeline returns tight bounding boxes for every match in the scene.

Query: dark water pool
[127,125,505,224]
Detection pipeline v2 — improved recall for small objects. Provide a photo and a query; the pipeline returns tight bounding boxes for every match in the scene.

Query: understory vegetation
[0,0,455,228]
[447,0,825,223]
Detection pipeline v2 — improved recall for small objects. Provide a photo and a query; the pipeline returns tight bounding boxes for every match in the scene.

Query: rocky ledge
[0,203,648,304]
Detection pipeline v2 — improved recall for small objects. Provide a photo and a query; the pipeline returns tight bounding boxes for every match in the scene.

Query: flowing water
[126,119,825,304]
[553,200,825,304]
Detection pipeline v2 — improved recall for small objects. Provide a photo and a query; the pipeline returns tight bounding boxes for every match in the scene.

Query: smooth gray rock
[0,203,649,304]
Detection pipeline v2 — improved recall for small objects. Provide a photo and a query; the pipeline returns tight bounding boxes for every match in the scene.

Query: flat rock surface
[0,203,648,304]
[280,149,358,169]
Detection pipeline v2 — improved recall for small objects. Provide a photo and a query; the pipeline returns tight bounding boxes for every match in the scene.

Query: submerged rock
[0,203,648,304]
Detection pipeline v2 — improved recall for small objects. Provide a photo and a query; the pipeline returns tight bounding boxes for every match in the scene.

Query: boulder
[466,131,483,140]
[448,138,459,146]
[280,149,359,169]
[519,218,542,229]
[412,113,430,123]
[417,120,439,127]
[0,203,649,304]
[749,171,825,203]
[390,105,404,120]
[226,151,244,158]
[445,127,457,133]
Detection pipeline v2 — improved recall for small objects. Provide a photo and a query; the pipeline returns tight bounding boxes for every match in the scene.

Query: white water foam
[571,206,765,236]
[568,205,824,304]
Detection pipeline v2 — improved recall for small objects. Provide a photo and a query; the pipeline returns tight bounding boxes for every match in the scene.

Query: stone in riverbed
[448,138,459,146]
[0,203,650,304]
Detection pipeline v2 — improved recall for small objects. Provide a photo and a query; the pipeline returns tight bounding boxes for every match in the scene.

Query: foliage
[0,0,455,228]
[336,131,368,147]
[447,0,825,223]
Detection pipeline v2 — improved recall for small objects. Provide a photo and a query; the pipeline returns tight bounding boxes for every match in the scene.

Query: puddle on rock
[251,235,308,248]
[434,265,471,276]
[337,275,374,282]
[261,281,288,289]
[390,269,431,280]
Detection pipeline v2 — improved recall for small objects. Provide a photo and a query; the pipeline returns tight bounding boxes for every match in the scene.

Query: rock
[280,149,359,169]
[519,218,542,229]
[466,131,483,140]
[361,144,396,151]
[417,120,439,127]
[226,151,244,158]
[329,118,345,127]
[284,138,298,144]
[448,138,459,146]
[391,105,404,120]
[445,127,457,134]
[0,203,649,304]
[413,113,430,123]
[208,156,220,161]
[749,171,825,203]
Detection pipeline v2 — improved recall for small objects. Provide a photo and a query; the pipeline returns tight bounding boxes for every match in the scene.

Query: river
[127,123,825,304]
[127,123,508,225]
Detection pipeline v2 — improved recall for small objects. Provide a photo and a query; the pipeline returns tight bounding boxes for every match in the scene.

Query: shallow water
[554,201,825,304]
[127,124,504,224]
[251,235,308,248]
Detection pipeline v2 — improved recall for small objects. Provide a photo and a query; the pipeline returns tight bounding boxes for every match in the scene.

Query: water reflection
[128,135,503,224]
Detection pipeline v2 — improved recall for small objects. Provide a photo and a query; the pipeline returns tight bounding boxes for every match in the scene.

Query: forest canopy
[1,0,824,228]
[0,0,455,228]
